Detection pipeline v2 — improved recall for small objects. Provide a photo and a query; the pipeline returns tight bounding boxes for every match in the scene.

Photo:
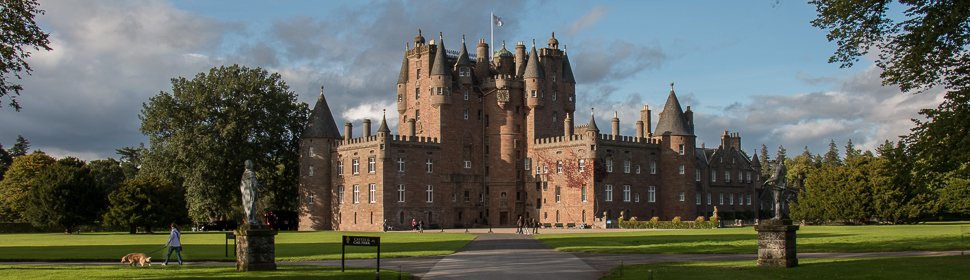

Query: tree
[0,152,54,222]
[760,144,772,178]
[0,0,52,111]
[7,135,29,157]
[776,145,787,161]
[24,159,101,233]
[0,143,11,180]
[87,158,126,215]
[116,143,145,180]
[844,139,862,163]
[812,0,970,209]
[139,65,308,222]
[822,139,843,167]
[103,176,189,234]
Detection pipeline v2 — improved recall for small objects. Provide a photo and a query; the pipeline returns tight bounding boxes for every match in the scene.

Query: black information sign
[341,235,381,278]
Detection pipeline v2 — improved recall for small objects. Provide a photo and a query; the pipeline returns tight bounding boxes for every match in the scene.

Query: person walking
[523,217,531,235]
[516,217,524,234]
[163,223,183,266]
[382,219,388,232]
[412,219,417,232]
[418,220,424,233]
[532,218,539,234]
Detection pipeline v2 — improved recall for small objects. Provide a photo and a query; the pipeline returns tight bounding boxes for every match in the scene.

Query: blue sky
[0,0,945,160]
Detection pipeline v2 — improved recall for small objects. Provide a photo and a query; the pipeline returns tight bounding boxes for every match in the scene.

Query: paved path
[1,228,965,280]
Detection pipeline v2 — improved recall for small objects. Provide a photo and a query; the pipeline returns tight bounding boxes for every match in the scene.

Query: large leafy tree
[140,64,308,222]
[0,143,11,180]
[0,152,53,222]
[0,0,52,111]
[7,135,29,157]
[812,0,970,208]
[24,158,101,233]
[103,176,189,234]
[116,143,145,179]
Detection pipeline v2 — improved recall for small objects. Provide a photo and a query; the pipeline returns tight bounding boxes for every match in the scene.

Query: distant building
[298,31,762,231]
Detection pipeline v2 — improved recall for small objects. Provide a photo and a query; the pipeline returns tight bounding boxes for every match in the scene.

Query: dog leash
[147,246,168,254]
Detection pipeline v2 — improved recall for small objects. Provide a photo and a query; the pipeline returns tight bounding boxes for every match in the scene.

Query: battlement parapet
[333,134,440,150]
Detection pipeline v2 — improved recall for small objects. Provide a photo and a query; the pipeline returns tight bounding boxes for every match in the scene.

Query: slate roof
[430,36,451,76]
[397,54,408,84]
[654,87,694,136]
[302,90,342,139]
[562,51,575,83]
[523,45,545,79]
[455,38,472,66]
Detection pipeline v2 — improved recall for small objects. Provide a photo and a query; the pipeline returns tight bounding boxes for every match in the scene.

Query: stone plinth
[754,219,799,268]
[235,224,278,271]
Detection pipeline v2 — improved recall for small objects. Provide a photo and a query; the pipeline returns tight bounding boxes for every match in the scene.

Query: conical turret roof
[378,113,390,133]
[523,44,545,79]
[397,53,409,84]
[752,154,761,167]
[654,83,694,136]
[455,36,471,66]
[303,88,342,139]
[430,33,451,76]
[586,111,599,132]
[562,51,575,83]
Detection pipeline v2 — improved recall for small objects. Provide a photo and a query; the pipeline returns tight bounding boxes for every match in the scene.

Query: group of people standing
[516,217,539,235]
[411,219,425,233]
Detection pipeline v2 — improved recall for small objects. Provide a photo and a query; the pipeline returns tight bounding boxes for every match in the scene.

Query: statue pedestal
[235,224,278,271]
[754,219,799,268]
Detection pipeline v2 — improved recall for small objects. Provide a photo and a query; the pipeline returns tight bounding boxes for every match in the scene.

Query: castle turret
[641,105,651,138]
[515,41,526,77]
[654,82,696,220]
[564,112,573,136]
[561,50,576,113]
[611,111,620,138]
[524,42,545,109]
[455,35,473,85]
[494,41,514,75]
[363,119,372,137]
[298,86,343,231]
[430,32,452,107]
[397,48,409,114]
[475,39,489,79]
[586,109,599,137]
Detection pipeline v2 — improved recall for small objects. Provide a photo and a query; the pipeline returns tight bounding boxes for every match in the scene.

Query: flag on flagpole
[492,14,503,26]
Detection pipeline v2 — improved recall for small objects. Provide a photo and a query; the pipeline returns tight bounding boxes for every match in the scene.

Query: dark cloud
[572,39,667,84]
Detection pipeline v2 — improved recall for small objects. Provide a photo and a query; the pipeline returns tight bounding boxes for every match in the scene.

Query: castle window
[368,157,376,173]
[308,193,314,205]
[648,186,656,202]
[725,171,730,183]
[338,161,344,175]
[746,172,752,183]
[452,193,457,202]
[747,193,752,205]
[696,170,701,181]
[623,185,631,202]
[578,159,584,172]
[464,89,469,100]
[426,159,433,173]
[309,147,315,157]
[678,144,685,155]
[557,161,563,173]
[623,159,631,173]
[481,193,485,202]
[679,165,685,174]
[309,166,314,177]
[729,193,734,205]
[338,186,344,203]
[708,192,712,205]
[415,88,419,100]
[650,160,656,174]
[739,171,743,183]
[416,110,420,121]
[696,193,701,205]
[636,165,641,174]
[635,193,641,203]
[568,95,574,101]
[525,158,532,170]
[552,90,557,101]
[436,87,443,95]
[464,161,472,168]
[416,69,421,79]
[553,72,557,82]
[478,110,483,121]
[720,193,724,205]
[553,111,558,122]
[531,90,537,98]
[605,185,613,202]
[679,192,685,202]
[543,166,548,174]
[540,91,544,98]
[711,170,716,182]
[352,159,360,174]
[555,186,561,203]
[353,185,360,203]
[606,157,613,172]
[581,184,587,202]
[398,158,405,172]
[369,184,376,203]
[426,185,434,202]
[464,190,470,202]
[459,67,470,77]
[398,185,405,202]
[463,110,469,120]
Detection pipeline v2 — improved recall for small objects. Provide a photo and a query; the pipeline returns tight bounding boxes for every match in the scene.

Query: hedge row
[618,217,720,229]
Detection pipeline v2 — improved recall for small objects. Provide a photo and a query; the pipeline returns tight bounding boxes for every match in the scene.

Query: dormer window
[459,67,470,77]
[531,90,537,98]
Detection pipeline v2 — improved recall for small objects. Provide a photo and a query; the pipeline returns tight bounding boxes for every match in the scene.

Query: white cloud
[567,6,610,36]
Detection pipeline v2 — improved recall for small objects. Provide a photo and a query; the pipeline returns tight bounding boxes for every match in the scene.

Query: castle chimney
[344,123,353,141]
[611,111,620,138]
[407,118,416,138]
[564,112,574,136]
[363,119,372,137]
[641,105,652,137]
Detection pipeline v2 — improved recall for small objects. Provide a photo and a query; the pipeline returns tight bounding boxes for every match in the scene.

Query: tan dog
[121,253,152,267]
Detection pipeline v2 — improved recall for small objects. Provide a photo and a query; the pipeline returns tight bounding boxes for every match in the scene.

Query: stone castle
[298,31,763,231]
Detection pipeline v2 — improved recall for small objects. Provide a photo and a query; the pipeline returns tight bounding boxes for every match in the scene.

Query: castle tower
[653,83,696,220]
[299,86,344,231]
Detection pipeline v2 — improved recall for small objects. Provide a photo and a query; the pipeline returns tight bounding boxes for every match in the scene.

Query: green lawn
[536,223,970,254]
[601,255,970,280]
[0,231,476,261]
[0,265,411,280]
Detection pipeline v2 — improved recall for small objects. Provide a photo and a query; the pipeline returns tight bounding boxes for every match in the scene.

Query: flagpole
[490,12,494,62]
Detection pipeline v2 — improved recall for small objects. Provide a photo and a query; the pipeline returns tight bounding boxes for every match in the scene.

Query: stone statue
[762,156,796,220]
[240,160,268,225]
